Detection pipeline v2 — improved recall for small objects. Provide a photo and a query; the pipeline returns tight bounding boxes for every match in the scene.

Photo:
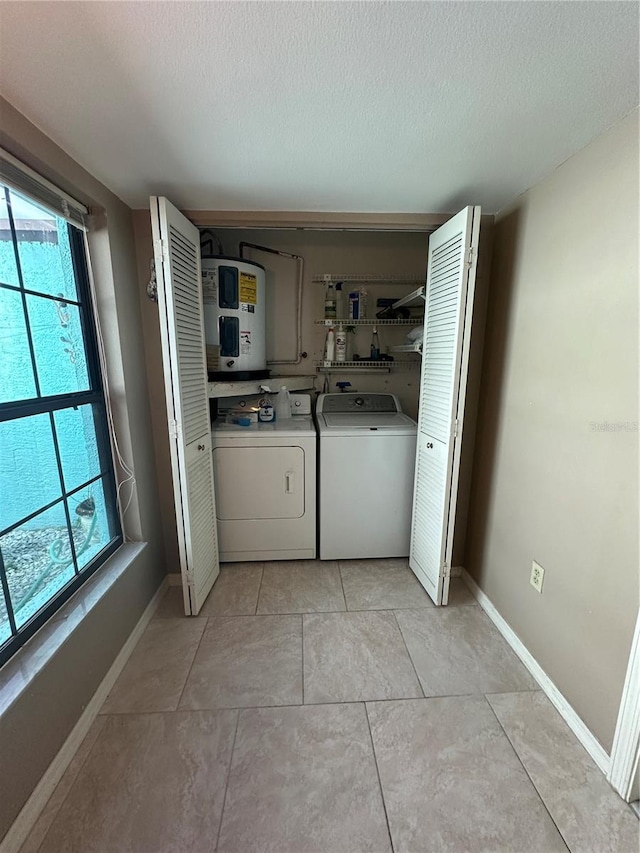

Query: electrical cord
[82,231,137,542]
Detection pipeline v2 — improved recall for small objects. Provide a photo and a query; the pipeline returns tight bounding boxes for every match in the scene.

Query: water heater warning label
[239,272,257,305]
[240,330,251,355]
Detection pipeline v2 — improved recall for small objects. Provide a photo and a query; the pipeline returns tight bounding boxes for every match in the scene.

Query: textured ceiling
[0,1,637,214]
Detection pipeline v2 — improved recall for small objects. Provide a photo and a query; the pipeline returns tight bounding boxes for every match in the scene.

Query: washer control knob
[355,397,364,407]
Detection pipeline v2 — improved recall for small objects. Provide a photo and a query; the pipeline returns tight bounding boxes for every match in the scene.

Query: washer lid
[318,412,417,435]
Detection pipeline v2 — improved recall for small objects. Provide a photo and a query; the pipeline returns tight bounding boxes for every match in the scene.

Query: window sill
[0,542,147,717]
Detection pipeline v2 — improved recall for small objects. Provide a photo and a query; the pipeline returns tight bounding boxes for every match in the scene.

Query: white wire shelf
[391,343,423,354]
[315,360,419,373]
[313,274,425,286]
[315,318,418,326]
[392,286,425,310]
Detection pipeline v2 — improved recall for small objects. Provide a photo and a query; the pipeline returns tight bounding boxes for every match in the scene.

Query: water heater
[202,256,269,381]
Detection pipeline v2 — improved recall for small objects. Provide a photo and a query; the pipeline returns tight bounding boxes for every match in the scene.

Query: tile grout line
[214,708,241,852]
[254,563,265,615]
[483,694,572,853]
[337,561,350,611]
[391,610,425,699]
[174,617,209,711]
[223,604,441,617]
[97,690,543,717]
[364,701,396,853]
[301,614,305,704]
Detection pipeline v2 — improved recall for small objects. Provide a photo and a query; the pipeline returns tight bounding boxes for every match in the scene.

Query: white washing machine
[211,395,317,562]
[316,393,417,560]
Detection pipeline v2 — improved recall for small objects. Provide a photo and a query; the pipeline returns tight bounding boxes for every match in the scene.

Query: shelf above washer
[313,274,425,286]
[315,360,419,373]
[391,286,425,310]
[314,318,417,326]
[391,342,423,354]
[208,375,316,399]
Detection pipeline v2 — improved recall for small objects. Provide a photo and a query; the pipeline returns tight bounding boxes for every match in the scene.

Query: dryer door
[213,446,305,520]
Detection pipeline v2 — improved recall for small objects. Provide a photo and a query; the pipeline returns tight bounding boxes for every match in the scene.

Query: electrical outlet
[530,560,545,593]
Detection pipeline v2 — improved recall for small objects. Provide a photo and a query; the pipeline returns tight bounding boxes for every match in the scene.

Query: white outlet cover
[530,560,545,593]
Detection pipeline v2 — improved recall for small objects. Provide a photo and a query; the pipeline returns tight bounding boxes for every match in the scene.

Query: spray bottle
[335,323,347,363]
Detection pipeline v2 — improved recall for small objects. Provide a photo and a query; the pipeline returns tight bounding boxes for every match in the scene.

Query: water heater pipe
[239,241,305,365]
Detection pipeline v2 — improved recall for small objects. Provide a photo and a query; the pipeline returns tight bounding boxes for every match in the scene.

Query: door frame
[609,606,640,800]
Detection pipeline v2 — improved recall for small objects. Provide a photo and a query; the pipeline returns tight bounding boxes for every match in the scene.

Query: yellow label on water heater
[239,272,257,305]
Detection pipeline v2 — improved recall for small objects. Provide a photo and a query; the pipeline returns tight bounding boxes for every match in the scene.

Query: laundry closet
[142,202,491,617]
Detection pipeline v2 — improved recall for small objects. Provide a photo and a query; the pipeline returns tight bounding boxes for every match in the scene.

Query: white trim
[0,147,88,212]
[0,146,88,227]
[182,209,449,232]
[0,577,168,853]
[609,608,640,800]
[461,569,611,776]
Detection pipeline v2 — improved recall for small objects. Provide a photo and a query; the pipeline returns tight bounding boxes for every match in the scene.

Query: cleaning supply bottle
[370,326,380,360]
[359,286,368,320]
[348,290,359,319]
[258,395,276,423]
[324,326,335,365]
[335,282,345,319]
[335,323,347,362]
[275,386,291,420]
[345,326,354,362]
[324,281,337,319]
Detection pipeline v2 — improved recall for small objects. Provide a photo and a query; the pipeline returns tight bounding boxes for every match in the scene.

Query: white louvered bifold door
[409,206,481,605]
[151,196,219,615]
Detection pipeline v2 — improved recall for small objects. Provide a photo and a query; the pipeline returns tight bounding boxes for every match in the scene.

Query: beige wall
[466,109,639,751]
[0,99,166,839]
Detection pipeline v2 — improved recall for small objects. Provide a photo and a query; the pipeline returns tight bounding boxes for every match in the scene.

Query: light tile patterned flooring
[22,560,638,853]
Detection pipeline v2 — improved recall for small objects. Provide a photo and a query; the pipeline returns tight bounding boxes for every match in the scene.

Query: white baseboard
[461,568,611,776]
[167,572,182,586]
[0,577,168,853]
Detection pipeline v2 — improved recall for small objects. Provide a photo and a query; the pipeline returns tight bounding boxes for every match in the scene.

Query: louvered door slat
[410,438,448,602]
[151,196,220,616]
[409,206,481,605]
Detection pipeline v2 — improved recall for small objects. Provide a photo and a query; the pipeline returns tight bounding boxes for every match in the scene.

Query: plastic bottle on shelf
[348,290,359,319]
[275,386,292,420]
[335,324,347,362]
[324,326,336,364]
[335,282,345,319]
[345,326,354,362]
[359,286,368,320]
[324,281,337,319]
[370,326,380,360]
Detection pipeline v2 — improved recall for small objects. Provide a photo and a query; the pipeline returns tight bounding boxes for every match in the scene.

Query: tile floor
[21,560,638,853]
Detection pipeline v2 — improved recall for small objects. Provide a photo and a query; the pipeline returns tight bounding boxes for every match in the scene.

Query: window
[0,181,122,665]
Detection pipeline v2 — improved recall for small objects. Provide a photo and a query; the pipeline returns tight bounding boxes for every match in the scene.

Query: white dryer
[316,393,417,560]
[211,396,316,562]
